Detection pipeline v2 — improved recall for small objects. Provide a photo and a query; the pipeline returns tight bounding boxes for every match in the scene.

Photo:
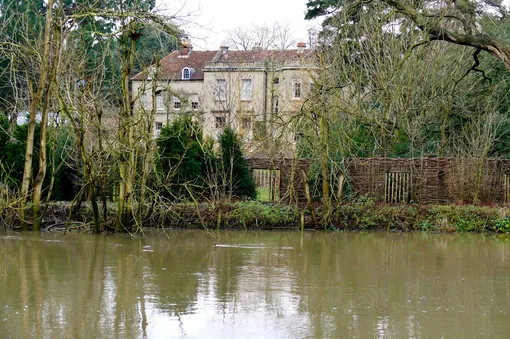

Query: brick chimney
[297,42,306,53]
[179,38,192,57]
[220,44,229,54]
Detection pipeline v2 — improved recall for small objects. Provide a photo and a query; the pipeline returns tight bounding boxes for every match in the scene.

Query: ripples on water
[0,230,509,338]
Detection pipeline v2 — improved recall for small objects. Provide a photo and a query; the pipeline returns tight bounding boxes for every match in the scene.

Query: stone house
[131,41,315,154]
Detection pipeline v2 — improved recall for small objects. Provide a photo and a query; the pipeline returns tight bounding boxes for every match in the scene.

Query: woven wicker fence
[348,158,510,204]
[246,157,510,204]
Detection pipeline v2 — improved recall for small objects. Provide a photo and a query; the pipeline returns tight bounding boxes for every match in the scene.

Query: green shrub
[229,201,298,227]
[157,117,205,198]
[494,218,510,233]
[219,127,256,200]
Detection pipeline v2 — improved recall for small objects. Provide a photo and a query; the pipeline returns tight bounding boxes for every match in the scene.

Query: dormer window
[182,67,195,80]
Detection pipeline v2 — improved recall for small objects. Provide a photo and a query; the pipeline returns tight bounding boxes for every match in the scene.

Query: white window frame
[155,122,163,135]
[215,79,227,101]
[215,115,226,129]
[182,67,190,80]
[141,92,148,107]
[190,93,199,110]
[241,79,252,101]
[173,97,181,110]
[156,93,164,110]
[273,96,279,114]
[292,79,301,100]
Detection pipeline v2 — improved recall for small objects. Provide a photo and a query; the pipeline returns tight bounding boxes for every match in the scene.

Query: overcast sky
[156,0,321,50]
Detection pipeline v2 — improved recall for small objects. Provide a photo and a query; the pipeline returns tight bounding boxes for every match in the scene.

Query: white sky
[156,0,321,50]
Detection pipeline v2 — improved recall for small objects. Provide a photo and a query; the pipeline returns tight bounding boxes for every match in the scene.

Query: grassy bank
[3,199,510,233]
[333,198,510,233]
[153,199,510,233]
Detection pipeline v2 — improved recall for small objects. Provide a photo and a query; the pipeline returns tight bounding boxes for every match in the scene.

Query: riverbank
[3,198,510,233]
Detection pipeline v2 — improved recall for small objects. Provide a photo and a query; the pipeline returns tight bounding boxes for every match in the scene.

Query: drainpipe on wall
[263,68,268,139]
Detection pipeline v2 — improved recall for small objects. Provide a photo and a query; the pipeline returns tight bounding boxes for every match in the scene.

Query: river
[0,230,509,338]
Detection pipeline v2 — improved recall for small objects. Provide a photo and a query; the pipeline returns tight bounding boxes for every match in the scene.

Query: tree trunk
[20,0,55,229]
[116,22,138,232]
[320,114,330,227]
[32,14,62,231]
[138,59,159,226]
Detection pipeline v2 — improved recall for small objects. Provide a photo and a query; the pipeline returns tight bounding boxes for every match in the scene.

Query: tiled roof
[131,48,314,81]
[131,50,218,81]
[213,49,314,63]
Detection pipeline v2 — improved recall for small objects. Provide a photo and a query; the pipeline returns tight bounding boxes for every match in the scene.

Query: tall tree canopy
[306,0,510,69]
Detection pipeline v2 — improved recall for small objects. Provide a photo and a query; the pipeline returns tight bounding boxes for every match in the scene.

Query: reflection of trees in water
[284,232,510,338]
[0,232,510,337]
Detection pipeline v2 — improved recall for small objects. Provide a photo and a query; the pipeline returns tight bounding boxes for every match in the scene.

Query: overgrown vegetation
[1,0,510,233]
[13,198,510,233]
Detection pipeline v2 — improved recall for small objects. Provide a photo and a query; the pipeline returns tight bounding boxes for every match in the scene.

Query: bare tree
[226,21,296,50]
[273,21,296,50]
[225,26,254,51]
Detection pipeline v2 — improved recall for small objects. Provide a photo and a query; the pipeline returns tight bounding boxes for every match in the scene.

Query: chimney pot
[220,44,229,55]
[179,40,192,56]
[297,42,306,53]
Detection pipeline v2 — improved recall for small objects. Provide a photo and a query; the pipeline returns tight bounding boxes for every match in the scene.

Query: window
[241,79,252,101]
[273,77,279,85]
[190,93,199,110]
[292,79,301,99]
[173,97,181,110]
[141,92,148,107]
[155,122,163,135]
[273,96,279,114]
[156,94,164,109]
[240,117,251,130]
[182,68,190,80]
[215,79,227,101]
[215,116,226,129]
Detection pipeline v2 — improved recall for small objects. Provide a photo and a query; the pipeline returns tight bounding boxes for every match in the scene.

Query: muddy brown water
[0,230,509,338]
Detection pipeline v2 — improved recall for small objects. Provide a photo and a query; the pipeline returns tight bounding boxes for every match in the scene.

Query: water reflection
[0,231,509,338]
